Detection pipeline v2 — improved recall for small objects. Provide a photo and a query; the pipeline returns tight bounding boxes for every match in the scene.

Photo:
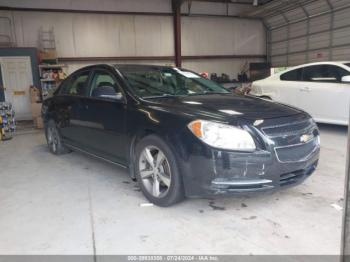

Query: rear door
[79,69,128,164]
[56,70,92,147]
[298,65,350,124]
[275,68,304,107]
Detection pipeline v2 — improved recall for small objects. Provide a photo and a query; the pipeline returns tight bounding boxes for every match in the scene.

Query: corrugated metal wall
[264,0,350,67]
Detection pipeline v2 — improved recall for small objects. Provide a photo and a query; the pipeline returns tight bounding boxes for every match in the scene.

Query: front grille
[259,118,319,163]
[280,161,317,186]
[274,138,319,163]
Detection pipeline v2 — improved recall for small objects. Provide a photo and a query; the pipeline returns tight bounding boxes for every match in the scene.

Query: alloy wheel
[138,146,172,198]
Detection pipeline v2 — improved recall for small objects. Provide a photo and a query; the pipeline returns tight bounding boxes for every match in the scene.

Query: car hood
[143,93,303,122]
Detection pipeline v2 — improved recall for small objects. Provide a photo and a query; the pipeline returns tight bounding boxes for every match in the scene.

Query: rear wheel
[135,135,184,207]
[45,120,71,155]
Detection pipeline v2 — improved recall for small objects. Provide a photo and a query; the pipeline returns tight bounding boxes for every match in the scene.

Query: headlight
[251,84,262,95]
[187,120,256,151]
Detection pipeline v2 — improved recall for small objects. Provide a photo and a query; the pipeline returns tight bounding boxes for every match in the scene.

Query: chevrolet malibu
[42,64,320,206]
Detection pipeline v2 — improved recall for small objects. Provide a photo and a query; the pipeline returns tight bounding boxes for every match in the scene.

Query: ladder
[0,16,15,47]
[38,27,56,51]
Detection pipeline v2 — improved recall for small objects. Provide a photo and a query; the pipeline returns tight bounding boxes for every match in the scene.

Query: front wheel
[135,135,184,207]
[45,120,71,155]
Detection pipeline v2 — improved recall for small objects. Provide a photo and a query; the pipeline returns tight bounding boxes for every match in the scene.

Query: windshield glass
[119,67,230,98]
[344,63,350,68]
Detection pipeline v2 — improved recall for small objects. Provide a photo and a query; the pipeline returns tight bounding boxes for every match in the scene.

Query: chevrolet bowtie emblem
[300,134,313,143]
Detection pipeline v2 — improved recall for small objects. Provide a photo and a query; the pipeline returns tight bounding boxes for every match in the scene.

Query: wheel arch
[127,128,184,181]
[128,128,162,180]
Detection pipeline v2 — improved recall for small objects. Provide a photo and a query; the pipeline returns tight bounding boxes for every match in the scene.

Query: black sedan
[42,64,320,206]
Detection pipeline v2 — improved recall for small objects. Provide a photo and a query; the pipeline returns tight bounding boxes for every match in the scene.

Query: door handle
[299,87,310,92]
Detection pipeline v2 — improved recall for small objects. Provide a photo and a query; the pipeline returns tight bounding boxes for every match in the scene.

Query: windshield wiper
[143,94,177,99]
[143,91,229,99]
[188,91,229,96]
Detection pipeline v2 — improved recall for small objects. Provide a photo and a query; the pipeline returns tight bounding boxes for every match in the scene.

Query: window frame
[58,70,92,97]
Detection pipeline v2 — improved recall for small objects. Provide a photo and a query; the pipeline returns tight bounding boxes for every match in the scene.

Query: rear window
[280,68,302,81]
[302,65,349,83]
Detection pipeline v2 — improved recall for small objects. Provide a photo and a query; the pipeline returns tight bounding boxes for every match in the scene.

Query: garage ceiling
[243,0,350,67]
[190,0,273,5]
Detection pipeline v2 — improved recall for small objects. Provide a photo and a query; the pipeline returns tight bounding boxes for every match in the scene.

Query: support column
[342,109,350,261]
[325,0,334,60]
[280,12,289,66]
[172,0,182,67]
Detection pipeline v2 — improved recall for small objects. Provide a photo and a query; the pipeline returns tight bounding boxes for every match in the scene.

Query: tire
[135,135,184,207]
[45,120,71,155]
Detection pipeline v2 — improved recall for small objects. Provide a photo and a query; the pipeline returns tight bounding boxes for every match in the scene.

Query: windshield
[119,67,230,98]
[344,63,350,68]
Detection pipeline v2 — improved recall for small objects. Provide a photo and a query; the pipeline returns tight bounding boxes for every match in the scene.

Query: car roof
[70,64,178,76]
[290,61,350,68]
[294,61,350,68]
[272,61,350,77]
[113,64,175,71]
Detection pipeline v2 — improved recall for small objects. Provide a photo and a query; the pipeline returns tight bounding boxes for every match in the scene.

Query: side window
[302,65,349,83]
[56,77,70,95]
[327,65,349,82]
[280,69,302,81]
[89,71,123,99]
[61,71,90,96]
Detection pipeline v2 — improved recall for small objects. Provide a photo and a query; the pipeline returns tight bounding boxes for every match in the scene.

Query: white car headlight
[187,120,256,151]
[251,84,262,95]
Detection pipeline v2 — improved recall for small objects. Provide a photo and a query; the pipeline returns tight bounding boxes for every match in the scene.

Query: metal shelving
[39,64,67,98]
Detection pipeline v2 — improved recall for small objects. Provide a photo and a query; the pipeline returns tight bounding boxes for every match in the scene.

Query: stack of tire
[0,102,16,141]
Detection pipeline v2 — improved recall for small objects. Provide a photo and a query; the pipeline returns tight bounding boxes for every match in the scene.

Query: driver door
[79,69,128,165]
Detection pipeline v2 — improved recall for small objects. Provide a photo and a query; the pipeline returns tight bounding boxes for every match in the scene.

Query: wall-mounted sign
[13,91,26,96]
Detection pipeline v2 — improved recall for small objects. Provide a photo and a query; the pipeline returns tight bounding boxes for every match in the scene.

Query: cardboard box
[34,116,44,129]
[40,50,57,61]
[31,102,42,118]
[29,86,41,103]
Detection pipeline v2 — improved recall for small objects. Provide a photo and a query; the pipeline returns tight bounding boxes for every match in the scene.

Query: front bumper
[181,146,319,197]
[176,115,320,197]
[209,156,318,194]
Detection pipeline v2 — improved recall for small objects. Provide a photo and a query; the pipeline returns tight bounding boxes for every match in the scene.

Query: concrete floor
[0,124,347,255]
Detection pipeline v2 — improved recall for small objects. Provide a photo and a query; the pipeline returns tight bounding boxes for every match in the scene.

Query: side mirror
[341,75,350,83]
[93,85,123,101]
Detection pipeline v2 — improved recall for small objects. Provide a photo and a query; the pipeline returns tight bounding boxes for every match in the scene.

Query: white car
[251,61,350,125]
